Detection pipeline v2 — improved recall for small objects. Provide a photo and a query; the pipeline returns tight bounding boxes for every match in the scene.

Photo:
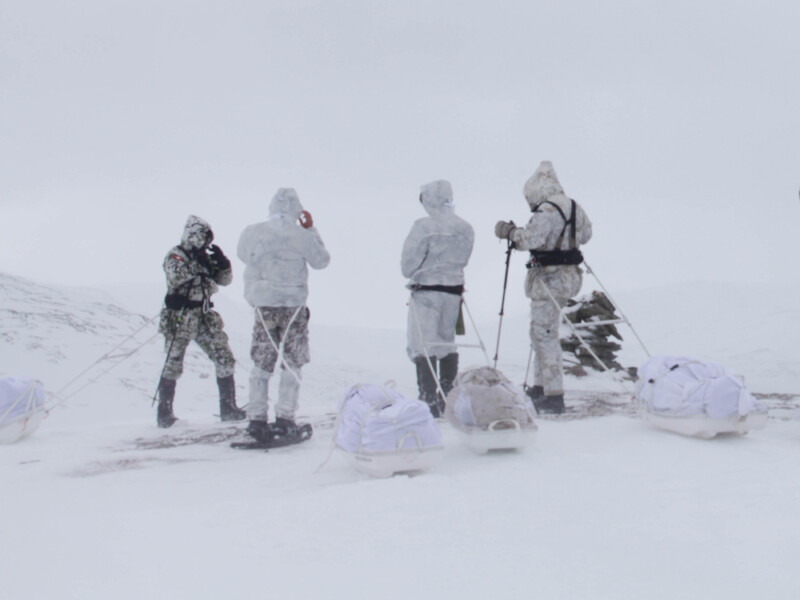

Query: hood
[181,215,213,250]
[420,180,455,216]
[523,161,566,209]
[268,187,304,221]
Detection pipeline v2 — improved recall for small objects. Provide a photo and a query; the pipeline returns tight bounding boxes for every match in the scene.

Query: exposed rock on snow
[561,290,637,380]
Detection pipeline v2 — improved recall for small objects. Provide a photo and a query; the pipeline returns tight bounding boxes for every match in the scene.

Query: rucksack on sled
[0,377,47,444]
[635,355,767,439]
[445,366,537,453]
[334,384,443,477]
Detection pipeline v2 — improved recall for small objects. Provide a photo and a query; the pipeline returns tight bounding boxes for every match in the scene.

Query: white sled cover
[334,384,442,476]
[0,377,47,444]
[445,367,536,431]
[635,355,767,438]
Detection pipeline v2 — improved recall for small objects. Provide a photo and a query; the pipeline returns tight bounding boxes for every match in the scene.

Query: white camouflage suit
[504,162,592,396]
[402,180,474,361]
[237,188,330,422]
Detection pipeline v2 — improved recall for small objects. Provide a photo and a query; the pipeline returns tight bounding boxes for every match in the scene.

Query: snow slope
[1,272,799,600]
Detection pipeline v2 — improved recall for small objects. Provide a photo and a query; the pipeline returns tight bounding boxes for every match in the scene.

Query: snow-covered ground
[2,272,799,600]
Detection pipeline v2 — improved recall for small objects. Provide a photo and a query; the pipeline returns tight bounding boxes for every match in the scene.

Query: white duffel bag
[334,383,443,477]
[635,355,767,438]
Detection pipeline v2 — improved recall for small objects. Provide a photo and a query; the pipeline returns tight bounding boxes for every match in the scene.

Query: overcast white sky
[1,0,799,328]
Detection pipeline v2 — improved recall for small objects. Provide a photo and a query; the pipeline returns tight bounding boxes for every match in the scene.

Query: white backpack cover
[334,384,443,477]
[0,376,47,444]
[635,355,767,438]
[445,366,537,453]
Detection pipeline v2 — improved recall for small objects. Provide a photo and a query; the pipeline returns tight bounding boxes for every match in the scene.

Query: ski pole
[152,275,201,405]
[492,238,515,369]
[152,305,188,405]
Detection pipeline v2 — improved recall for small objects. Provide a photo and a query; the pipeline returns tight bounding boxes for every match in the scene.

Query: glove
[299,210,314,229]
[190,247,212,271]
[208,244,231,271]
[495,220,517,240]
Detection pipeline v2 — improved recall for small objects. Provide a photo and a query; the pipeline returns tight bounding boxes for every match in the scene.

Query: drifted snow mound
[635,355,768,439]
[445,366,537,453]
[334,383,443,477]
[0,377,47,444]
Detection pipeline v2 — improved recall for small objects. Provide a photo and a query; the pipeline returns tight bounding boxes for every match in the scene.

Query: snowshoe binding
[231,418,313,450]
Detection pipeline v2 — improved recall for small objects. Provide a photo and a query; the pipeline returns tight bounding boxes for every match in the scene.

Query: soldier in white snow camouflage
[402,180,474,418]
[237,188,330,442]
[495,161,592,414]
[156,215,245,427]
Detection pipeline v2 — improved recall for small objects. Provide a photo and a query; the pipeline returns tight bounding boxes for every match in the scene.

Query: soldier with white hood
[495,161,592,414]
[402,180,474,417]
[237,188,330,444]
[156,215,245,428]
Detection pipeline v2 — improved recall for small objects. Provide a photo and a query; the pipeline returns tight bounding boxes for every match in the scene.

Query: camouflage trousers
[529,292,572,397]
[247,306,310,422]
[158,308,236,380]
[527,268,582,396]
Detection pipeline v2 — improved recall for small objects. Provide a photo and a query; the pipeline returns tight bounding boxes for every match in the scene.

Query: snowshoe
[246,419,272,443]
[231,419,313,450]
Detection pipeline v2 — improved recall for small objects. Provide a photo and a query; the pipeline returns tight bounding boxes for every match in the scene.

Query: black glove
[208,244,231,271]
[190,247,212,272]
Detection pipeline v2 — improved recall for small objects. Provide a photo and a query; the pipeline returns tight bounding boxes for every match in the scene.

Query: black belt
[409,284,464,296]
[526,248,584,268]
[164,293,213,310]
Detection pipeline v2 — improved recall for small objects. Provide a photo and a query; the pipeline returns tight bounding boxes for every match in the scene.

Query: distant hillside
[0,273,218,399]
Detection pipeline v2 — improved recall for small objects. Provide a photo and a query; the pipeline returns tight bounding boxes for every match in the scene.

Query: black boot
[536,393,565,415]
[524,384,544,410]
[217,375,246,422]
[157,377,178,428]
[415,356,442,418]
[273,416,298,438]
[247,419,272,443]
[439,352,459,397]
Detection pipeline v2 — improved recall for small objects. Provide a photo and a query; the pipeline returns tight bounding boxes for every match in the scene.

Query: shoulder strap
[533,201,569,249]
[567,199,577,249]
[532,200,579,249]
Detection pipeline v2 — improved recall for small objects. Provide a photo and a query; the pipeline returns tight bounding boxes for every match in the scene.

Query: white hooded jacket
[509,162,592,300]
[237,188,330,307]
[512,161,592,253]
[401,180,474,287]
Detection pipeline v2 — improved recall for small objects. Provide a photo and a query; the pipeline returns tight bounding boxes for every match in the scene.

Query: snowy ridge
[0,273,149,375]
[0,273,241,402]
